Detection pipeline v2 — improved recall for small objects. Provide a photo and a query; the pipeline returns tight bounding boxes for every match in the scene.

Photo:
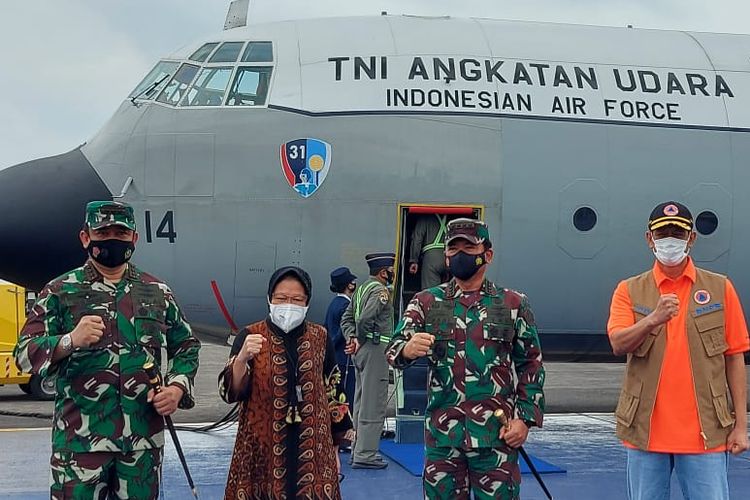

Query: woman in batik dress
[219,266,353,500]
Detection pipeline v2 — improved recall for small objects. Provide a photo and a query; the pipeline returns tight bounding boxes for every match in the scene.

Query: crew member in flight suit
[409,214,449,289]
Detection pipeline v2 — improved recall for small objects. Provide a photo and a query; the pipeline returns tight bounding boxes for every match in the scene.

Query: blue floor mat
[379,440,566,477]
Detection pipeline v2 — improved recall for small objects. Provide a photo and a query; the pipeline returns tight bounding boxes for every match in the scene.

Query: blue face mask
[448,251,486,280]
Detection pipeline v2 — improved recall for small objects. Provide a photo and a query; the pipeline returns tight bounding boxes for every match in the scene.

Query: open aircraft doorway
[392,204,483,442]
[394,204,483,317]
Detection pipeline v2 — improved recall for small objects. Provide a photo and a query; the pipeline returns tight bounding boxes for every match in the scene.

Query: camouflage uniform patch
[386,278,545,498]
[14,260,200,496]
[424,446,520,500]
[51,448,162,499]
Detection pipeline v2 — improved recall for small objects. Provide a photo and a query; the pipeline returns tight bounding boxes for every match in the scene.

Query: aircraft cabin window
[226,67,273,106]
[181,67,233,107]
[573,206,597,232]
[189,42,220,62]
[156,63,200,106]
[130,61,179,100]
[241,42,273,62]
[695,211,719,235]
[209,42,245,63]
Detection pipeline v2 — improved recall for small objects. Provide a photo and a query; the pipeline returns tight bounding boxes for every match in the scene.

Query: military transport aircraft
[1,1,749,365]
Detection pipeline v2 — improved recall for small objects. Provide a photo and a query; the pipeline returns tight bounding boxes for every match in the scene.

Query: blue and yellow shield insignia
[279,138,332,198]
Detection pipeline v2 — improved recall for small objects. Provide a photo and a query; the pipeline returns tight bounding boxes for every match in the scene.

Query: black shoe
[381,430,395,439]
[351,460,388,470]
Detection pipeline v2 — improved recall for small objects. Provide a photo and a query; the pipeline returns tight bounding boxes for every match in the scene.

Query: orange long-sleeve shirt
[608,258,749,453]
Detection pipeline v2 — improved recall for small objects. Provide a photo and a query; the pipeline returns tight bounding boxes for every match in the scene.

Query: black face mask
[448,251,486,280]
[384,270,395,285]
[87,239,135,268]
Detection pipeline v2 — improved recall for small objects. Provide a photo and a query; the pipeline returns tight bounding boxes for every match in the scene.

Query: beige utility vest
[615,267,735,450]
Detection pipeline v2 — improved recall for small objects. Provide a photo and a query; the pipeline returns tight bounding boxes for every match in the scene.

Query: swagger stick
[144,362,199,498]
[495,409,553,500]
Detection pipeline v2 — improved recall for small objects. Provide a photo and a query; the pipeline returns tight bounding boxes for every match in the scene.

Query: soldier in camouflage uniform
[14,201,201,499]
[386,218,545,500]
[341,252,395,469]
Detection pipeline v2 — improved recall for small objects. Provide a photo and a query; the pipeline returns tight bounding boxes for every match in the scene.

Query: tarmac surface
[0,343,638,428]
[0,343,748,499]
[0,414,748,499]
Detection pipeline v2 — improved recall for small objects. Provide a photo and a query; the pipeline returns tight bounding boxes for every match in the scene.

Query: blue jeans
[626,448,729,500]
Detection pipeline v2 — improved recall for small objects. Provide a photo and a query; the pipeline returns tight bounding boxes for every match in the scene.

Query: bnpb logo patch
[280,139,332,198]
[694,290,711,305]
[663,204,679,216]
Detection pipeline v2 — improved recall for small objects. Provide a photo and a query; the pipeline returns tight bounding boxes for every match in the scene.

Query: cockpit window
[189,43,220,62]
[147,42,275,108]
[209,42,245,63]
[130,61,179,100]
[226,67,273,106]
[181,67,233,107]
[156,63,200,106]
[241,42,273,62]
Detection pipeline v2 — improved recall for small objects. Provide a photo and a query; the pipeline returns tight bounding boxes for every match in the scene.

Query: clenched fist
[402,332,435,360]
[70,315,106,349]
[648,294,679,327]
[237,334,266,364]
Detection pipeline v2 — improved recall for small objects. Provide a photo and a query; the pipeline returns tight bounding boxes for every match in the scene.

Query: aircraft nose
[0,148,112,289]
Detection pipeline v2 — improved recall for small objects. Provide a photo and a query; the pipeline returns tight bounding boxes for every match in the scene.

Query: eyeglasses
[271,294,308,305]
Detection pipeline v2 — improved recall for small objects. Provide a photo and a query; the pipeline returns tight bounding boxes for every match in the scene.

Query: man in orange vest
[608,201,749,500]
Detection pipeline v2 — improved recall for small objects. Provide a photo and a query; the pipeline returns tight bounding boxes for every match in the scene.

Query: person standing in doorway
[409,214,449,289]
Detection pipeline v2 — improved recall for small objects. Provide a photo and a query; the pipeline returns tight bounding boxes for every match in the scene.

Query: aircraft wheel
[29,374,56,400]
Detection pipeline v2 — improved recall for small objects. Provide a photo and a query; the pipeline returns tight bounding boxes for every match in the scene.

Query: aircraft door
[395,205,483,316]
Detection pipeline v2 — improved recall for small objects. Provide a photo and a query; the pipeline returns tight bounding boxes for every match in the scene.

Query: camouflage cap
[85,201,136,231]
[445,218,490,246]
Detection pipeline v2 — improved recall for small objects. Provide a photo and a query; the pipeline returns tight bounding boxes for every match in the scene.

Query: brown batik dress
[219,319,353,499]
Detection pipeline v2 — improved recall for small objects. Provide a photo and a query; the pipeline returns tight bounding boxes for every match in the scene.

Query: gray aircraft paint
[4,14,750,356]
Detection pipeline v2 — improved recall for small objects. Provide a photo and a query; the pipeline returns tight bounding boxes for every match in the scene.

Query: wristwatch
[60,333,74,353]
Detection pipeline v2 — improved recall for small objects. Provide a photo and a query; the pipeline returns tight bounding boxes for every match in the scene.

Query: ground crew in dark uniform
[409,214,449,289]
[324,266,358,447]
[387,219,545,500]
[341,252,395,469]
[14,201,201,499]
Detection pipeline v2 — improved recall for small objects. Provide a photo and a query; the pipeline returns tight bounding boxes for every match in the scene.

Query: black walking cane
[144,362,199,499]
[495,409,553,500]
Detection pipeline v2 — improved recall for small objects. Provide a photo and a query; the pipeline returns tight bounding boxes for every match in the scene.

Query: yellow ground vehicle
[0,281,54,399]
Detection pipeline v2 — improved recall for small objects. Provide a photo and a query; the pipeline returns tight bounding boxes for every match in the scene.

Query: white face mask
[269,303,308,333]
[653,236,690,266]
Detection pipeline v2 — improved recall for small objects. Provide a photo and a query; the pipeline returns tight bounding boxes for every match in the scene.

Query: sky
[0,0,748,169]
